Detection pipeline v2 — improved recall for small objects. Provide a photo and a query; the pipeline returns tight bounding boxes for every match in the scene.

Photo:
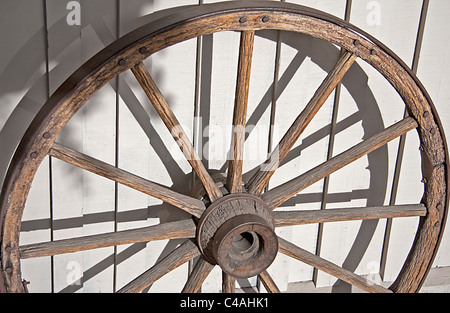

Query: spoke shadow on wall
[1,4,390,293]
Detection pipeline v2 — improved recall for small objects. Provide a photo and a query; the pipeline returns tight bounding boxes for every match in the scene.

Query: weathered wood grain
[20,219,196,259]
[49,143,206,218]
[131,62,223,202]
[117,239,200,293]
[391,164,447,292]
[258,270,280,293]
[263,117,418,209]
[274,204,427,227]
[222,272,236,293]
[197,195,274,262]
[278,237,392,293]
[182,257,215,293]
[1,2,446,293]
[247,51,357,195]
[226,30,255,194]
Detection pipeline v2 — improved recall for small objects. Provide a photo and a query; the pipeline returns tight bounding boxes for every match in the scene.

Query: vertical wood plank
[118,0,198,293]
[116,0,154,291]
[267,0,348,290]
[2,0,448,293]
[200,0,240,292]
[143,0,199,293]
[78,0,118,293]
[0,0,51,293]
[0,0,51,193]
[242,29,278,291]
[117,0,162,292]
[312,0,352,287]
[315,0,424,288]
[46,0,84,293]
[379,0,429,282]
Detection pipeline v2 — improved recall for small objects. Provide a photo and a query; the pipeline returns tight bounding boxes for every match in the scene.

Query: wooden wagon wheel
[0,1,448,293]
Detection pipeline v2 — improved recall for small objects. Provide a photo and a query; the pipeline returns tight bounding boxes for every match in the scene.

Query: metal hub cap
[196,193,278,278]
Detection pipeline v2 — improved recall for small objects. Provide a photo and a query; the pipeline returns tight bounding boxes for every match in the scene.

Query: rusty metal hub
[196,192,278,278]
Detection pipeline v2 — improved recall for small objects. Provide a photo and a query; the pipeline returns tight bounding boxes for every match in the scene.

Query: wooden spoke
[263,117,418,209]
[278,237,392,293]
[2,2,447,295]
[182,257,215,293]
[227,31,255,193]
[247,51,357,195]
[258,270,280,293]
[117,239,200,293]
[131,62,223,202]
[222,272,236,293]
[20,219,196,259]
[274,204,427,227]
[49,143,205,218]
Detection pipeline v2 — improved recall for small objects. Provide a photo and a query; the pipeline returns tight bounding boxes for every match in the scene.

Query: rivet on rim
[139,47,147,54]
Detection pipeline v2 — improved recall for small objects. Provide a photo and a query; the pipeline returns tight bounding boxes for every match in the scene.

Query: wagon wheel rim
[0,1,447,293]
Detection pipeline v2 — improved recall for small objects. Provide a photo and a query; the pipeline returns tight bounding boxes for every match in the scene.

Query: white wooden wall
[0,0,449,292]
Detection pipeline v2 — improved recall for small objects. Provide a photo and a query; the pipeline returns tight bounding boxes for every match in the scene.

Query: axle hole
[229,231,260,261]
[231,231,256,253]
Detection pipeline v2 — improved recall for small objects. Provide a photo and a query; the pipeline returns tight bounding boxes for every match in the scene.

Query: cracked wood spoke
[278,238,392,293]
[182,257,215,293]
[247,51,357,195]
[263,117,418,209]
[49,143,205,217]
[20,219,196,259]
[258,270,280,293]
[274,204,427,227]
[227,31,255,194]
[118,239,200,293]
[131,62,222,202]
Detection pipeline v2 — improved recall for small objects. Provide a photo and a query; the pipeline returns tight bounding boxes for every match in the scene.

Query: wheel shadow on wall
[0,5,389,292]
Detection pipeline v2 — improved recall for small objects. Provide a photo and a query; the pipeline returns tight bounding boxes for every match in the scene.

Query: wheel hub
[196,193,278,278]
